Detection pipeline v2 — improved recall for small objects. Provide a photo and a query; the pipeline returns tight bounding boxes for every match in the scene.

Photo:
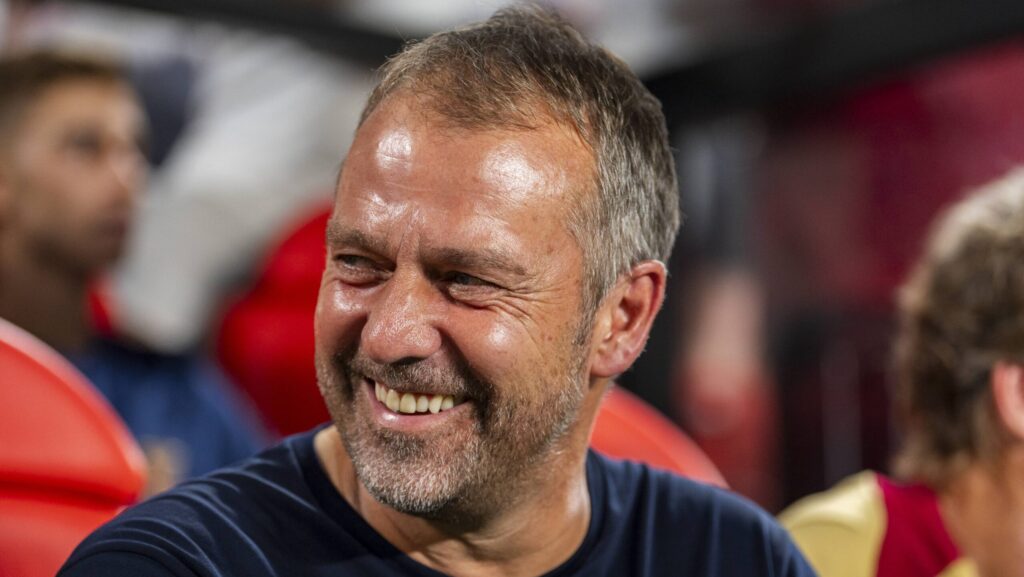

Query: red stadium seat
[0,317,146,577]
[593,387,726,486]
[217,206,725,485]
[217,204,333,436]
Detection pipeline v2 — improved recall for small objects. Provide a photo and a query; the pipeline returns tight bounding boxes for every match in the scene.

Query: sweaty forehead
[340,96,594,210]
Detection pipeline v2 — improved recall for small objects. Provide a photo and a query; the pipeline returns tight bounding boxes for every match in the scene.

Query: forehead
[335,96,593,241]
[17,79,141,137]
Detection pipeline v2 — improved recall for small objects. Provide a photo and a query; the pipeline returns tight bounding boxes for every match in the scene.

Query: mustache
[339,350,486,399]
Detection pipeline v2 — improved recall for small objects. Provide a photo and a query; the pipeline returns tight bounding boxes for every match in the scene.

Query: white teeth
[428,395,443,414]
[399,393,417,414]
[373,381,463,415]
[385,389,400,412]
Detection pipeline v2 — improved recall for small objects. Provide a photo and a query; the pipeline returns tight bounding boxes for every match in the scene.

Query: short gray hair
[359,5,680,315]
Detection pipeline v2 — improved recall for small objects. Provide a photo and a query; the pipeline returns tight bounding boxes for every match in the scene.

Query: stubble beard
[315,343,588,525]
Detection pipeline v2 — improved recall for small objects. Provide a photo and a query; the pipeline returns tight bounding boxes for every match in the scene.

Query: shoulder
[73,338,218,401]
[594,451,780,531]
[589,453,816,577]
[780,471,883,532]
[779,471,885,577]
[940,559,979,577]
[179,354,268,446]
[77,338,267,472]
[59,434,313,577]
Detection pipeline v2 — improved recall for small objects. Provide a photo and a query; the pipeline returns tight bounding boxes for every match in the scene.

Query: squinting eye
[337,254,371,267]
[443,272,501,303]
[333,254,385,285]
[449,272,489,286]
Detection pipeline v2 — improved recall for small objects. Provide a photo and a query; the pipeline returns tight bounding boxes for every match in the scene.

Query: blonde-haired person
[781,167,1024,577]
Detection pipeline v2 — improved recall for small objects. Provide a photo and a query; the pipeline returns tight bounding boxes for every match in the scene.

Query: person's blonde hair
[894,167,1024,488]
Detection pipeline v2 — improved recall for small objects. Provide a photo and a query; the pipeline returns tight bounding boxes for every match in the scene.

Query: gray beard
[316,346,587,525]
[343,417,483,519]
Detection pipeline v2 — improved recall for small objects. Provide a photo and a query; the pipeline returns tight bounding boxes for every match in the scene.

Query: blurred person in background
[0,51,266,493]
[1,0,370,356]
[58,8,814,576]
[780,167,1024,577]
[0,0,370,440]
[747,35,1024,510]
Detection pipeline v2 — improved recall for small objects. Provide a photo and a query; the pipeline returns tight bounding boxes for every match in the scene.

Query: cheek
[20,182,76,236]
[445,315,523,384]
[458,316,557,390]
[483,323,515,351]
[44,171,104,222]
[315,280,368,347]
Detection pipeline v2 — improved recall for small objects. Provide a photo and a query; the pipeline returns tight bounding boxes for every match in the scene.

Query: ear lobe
[992,362,1024,441]
[589,260,667,379]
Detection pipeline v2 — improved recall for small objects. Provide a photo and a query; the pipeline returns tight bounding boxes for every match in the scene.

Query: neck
[0,235,92,351]
[315,386,605,577]
[939,451,1024,577]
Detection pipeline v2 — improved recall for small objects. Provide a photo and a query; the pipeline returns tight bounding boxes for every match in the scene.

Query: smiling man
[59,7,815,577]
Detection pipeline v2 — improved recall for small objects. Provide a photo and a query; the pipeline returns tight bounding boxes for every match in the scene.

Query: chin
[342,423,485,518]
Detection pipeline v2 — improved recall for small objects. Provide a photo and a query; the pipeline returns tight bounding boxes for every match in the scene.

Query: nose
[106,143,146,204]
[360,268,443,365]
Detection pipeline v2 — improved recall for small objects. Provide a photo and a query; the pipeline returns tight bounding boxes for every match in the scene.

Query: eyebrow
[325,221,390,255]
[429,247,528,278]
[325,220,528,278]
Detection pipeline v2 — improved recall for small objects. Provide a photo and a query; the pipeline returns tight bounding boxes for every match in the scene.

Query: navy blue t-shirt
[59,427,816,577]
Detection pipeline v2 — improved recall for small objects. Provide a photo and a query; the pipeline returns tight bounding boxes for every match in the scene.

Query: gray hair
[358,5,680,316]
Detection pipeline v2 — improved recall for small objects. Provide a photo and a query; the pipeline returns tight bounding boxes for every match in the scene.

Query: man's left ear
[589,260,667,379]
[992,362,1024,441]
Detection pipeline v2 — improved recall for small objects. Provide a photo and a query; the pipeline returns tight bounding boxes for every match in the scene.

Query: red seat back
[592,387,726,485]
[217,205,332,436]
[0,317,146,577]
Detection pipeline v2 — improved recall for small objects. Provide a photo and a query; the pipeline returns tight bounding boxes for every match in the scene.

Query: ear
[588,260,667,379]
[992,362,1024,441]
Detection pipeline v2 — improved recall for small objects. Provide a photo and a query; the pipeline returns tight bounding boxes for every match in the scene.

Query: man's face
[315,96,598,519]
[1,79,146,276]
